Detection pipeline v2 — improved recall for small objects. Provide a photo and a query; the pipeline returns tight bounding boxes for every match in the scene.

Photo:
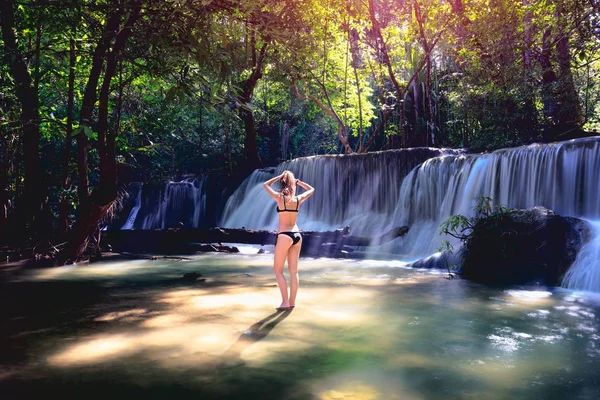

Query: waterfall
[222,137,600,260]
[120,177,208,229]
[386,137,600,256]
[221,148,457,233]
[562,220,600,292]
[121,183,142,230]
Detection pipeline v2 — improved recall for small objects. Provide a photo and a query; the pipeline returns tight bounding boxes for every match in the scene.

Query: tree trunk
[361,108,391,153]
[57,27,77,241]
[224,114,233,174]
[291,78,353,154]
[352,63,364,153]
[75,8,121,218]
[0,145,8,243]
[521,0,538,142]
[0,0,43,239]
[240,105,261,169]
[280,121,290,160]
[68,2,140,262]
[555,5,582,136]
[239,40,268,171]
[414,0,433,147]
[539,26,559,140]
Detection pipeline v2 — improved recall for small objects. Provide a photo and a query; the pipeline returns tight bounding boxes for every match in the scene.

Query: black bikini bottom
[277,231,302,245]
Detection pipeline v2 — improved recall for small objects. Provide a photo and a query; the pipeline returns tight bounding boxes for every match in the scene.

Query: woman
[263,170,315,310]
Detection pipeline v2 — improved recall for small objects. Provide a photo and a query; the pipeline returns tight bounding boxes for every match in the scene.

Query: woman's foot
[276,301,291,311]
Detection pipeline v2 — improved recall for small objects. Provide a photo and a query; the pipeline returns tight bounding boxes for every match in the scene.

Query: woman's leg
[274,235,292,308]
[287,239,302,307]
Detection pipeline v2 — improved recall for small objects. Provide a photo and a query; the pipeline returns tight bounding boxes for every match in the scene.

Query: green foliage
[438,196,517,276]
[1,0,599,247]
[440,195,516,244]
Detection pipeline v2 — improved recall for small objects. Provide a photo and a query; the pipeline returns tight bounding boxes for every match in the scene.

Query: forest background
[1,0,599,261]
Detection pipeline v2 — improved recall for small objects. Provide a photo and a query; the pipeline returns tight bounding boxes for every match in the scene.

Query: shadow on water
[223,309,294,361]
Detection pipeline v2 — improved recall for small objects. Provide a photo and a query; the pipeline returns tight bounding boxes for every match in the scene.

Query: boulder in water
[409,249,464,271]
[460,207,591,286]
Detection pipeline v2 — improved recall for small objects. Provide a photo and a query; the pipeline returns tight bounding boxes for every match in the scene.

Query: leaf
[83,126,97,139]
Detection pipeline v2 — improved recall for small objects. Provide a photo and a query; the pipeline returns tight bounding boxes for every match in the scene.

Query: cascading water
[386,137,600,256]
[222,137,600,266]
[120,182,142,230]
[121,177,208,229]
[221,148,457,233]
[562,220,600,292]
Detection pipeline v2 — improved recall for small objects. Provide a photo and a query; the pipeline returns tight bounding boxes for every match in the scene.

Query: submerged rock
[409,249,464,271]
[182,272,205,282]
[460,207,591,286]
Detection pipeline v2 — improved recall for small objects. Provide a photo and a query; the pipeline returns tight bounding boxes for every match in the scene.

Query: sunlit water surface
[1,253,599,399]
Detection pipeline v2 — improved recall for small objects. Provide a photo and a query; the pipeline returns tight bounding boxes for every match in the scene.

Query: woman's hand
[264,173,283,187]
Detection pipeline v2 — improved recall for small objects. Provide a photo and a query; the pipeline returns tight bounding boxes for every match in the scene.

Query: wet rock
[182,272,205,282]
[196,244,239,253]
[409,249,464,271]
[460,207,591,286]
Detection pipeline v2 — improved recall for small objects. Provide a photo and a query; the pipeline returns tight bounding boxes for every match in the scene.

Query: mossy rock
[461,207,591,286]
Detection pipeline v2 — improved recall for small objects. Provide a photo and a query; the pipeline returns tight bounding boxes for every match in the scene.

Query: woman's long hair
[280,170,295,198]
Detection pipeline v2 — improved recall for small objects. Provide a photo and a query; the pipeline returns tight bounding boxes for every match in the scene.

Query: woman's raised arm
[263,174,282,200]
[296,179,315,203]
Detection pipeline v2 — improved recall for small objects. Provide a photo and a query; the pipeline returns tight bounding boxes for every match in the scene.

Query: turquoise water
[1,254,599,399]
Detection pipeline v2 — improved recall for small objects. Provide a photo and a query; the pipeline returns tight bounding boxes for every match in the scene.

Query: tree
[0,1,43,239]
[67,0,142,262]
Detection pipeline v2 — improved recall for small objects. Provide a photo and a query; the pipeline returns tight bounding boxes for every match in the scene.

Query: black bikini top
[277,196,299,213]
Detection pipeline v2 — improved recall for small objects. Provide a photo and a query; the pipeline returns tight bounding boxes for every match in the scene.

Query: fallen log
[102,226,408,257]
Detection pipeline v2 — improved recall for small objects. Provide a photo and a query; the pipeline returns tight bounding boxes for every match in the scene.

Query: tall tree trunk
[75,8,121,218]
[555,5,582,136]
[539,26,559,140]
[198,100,204,154]
[58,21,77,241]
[343,20,350,127]
[521,0,538,142]
[414,0,433,147]
[280,121,290,160]
[353,66,364,152]
[239,40,268,170]
[224,114,233,174]
[349,26,364,152]
[0,0,43,239]
[68,2,140,262]
[0,136,9,244]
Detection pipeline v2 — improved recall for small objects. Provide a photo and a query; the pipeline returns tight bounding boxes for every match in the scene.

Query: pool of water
[1,254,599,399]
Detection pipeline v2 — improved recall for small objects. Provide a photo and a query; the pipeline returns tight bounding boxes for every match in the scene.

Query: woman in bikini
[263,170,315,310]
